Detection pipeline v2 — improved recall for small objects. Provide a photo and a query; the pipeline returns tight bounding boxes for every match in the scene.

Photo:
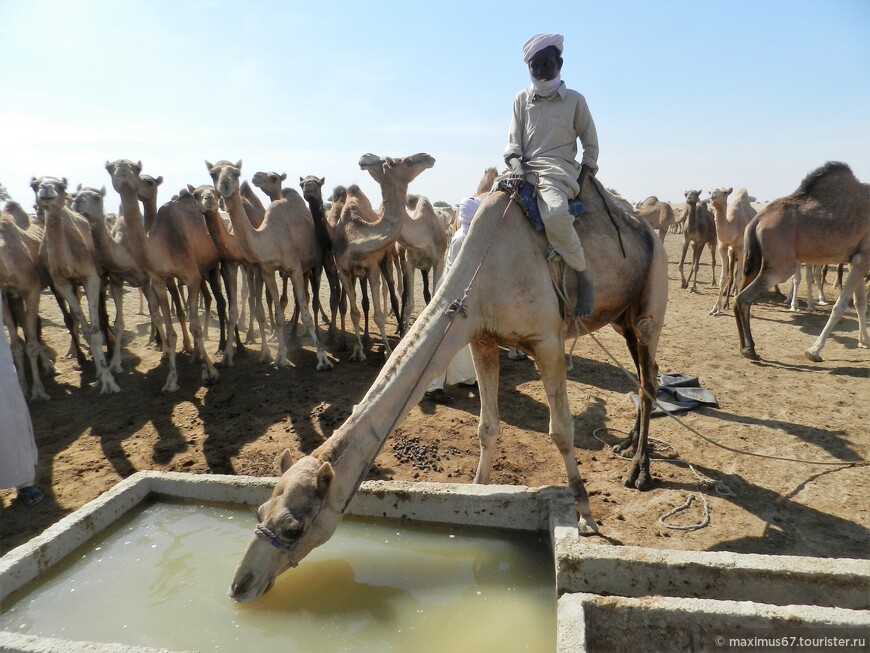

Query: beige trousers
[536,179,587,272]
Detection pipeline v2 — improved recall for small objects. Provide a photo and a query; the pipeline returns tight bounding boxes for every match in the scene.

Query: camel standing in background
[709,187,757,315]
[107,159,221,393]
[677,190,718,293]
[229,165,668,602]
[72,185,162,373]
[31,176,120,394]
[735,161,869,362]
[207,159,333,371]
[635,196,674,243]
[0,209,54,400]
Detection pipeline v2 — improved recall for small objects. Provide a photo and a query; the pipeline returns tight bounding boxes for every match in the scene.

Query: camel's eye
[281,524,304,540]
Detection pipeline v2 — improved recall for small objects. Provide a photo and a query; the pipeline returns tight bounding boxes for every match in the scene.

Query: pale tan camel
[106,159,221,392]
[735,161,869,362]
[709,187,757,315]
[229,168,669,602]
[207,159,333,371]
[188,182,270,366]
[0,211,54,400]
[677,190,718,293]
[71,185,163,373]
[31,176,120,394]
[636,196,674,243]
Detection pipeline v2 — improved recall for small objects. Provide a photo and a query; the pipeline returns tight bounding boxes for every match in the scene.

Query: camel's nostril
[231,573,252,596]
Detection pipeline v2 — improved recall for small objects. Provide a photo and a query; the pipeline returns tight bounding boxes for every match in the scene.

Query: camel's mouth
[37,188,58,202]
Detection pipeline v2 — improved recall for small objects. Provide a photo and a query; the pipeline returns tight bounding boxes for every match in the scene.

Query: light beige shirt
[504,83,599,193]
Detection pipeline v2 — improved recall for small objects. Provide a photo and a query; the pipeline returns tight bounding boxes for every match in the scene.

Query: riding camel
[229,163,668,602]
[206,159,333,371]
[735,161,869,362]
[677,190,718,293]
[106,159,222,393]
[31,176,120,394]
[635,195,675,243]
[709,187,757,315]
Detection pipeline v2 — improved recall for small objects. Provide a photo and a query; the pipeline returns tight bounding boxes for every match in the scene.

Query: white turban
[458,196,481,227]
[522,33,564,63]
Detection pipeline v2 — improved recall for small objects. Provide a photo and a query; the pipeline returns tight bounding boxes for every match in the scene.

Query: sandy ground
[1,231,867,560]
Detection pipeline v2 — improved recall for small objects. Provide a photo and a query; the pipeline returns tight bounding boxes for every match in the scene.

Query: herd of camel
[0,155,867,583]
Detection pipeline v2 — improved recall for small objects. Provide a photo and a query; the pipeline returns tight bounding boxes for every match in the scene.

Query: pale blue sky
[2,0,868,211]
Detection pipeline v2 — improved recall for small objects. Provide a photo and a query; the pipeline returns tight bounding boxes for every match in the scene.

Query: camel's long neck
[142,197,158,233]
[203,208,240,260]
[305,194,332,253]
[314,231,484,509]
[686,202,698,230]
[119,189,152,270]
[225,191,258,261]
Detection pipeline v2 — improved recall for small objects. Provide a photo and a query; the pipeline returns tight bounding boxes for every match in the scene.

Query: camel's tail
[741,215,762,287]
[474,167,499,198]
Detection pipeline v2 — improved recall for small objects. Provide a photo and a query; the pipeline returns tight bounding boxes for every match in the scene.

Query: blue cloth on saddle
[515,181,587,232]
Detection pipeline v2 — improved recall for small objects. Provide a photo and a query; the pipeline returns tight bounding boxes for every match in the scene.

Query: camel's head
[136,174,163,203]
[252,171,286,195]
[30,176,68,211]
[684,189,701,205]
[358,152,435,186]
[299,175,325,203]
[105,159,142,195]
[71,186,107,224]
[229,451,339,603]
[206,160,242,199]
[710,187,733,204]
[188,184,221,214]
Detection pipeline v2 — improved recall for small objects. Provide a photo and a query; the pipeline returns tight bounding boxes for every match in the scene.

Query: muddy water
[1,499,555,652]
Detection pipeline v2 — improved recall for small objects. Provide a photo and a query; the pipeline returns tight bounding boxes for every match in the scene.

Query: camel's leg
[805,265,818,312]
[199,278,214,344]
[2,296,30,399]
[359,277,371,346]
[787,264,801,311]
[378,257,402,336]
[73,275,120,394]
[707,241,718,287]
[289,267,333,371]
[806,262,870,362]
[815,265,829,306]
[421,268,431,304]
[24,292,53,400]
[323,257,341,343]
[616,326,658,492]
[336,285,349,352]
[167,278,193,353]
[341,271,366,361]
[367,266,392,359]
[261,271,288,367]
[107,280,125,373]
[250,268,272,363]
[151,279,180,393]
[240,266,256,344]
[220,262,239,367]
[735,266,793,360]
[51,284,86,364]
[678,238,691,289]
[710,242,731,315]
[722,247,742,310]
[689,243,704,293]
[205,267,227,355]
[400,260,415,333]
[535,335,598,533]
[471,340,501,486]
[185,276,219,386]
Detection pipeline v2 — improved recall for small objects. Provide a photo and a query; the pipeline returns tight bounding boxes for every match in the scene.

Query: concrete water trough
[1,471,868,652]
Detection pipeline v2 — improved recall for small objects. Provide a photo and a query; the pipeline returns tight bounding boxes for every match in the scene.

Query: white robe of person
[427,198,480,392]
[0,293,39,490]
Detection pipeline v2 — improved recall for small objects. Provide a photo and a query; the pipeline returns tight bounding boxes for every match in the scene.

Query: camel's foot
[161,374,180,394]
[97,372,121,395]
[622,464,653,491]
[804,348,823,363]
[201,365,219,386]
[109,360,123,374]
[577,512,599,535]
[350,344,366,362]
[315,352,334,371]
[218,353,235,368]
[273,355,290,369]
[244,332,257,345]
[382,344,392,359]
[708,306,722,316]
[612,435,636,457]
[741,346,760,361]
[30,387,51,402]
[680,280,688,289]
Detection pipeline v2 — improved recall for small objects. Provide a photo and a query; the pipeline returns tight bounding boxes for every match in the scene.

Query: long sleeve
[574,95,599,171]
[503,93,525,164]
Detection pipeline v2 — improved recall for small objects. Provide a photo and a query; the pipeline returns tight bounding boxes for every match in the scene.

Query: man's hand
[507,156,524,179]
[580,164,596,178]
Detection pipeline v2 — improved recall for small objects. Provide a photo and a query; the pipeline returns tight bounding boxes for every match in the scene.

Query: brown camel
[677,190,718,293]
[31,176,120,394]
[207,159,333,371]
[735,161,869,362]
[229,167,668,602]
[71,185,163,373]
[636,196,675,243]
[3,201,32,230]
[188,182,270,366]
[0,210,55,400]
[106,159,221,393]
[709,187,757,315]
